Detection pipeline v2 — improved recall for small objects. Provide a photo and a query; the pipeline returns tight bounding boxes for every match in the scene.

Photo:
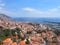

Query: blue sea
[11,17,60,32]
[12,17,60,25]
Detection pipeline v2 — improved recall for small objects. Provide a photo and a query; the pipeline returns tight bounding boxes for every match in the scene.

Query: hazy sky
[0,0,60,17]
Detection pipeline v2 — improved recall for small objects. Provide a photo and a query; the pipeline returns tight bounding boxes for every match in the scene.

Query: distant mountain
[0,14,11,21]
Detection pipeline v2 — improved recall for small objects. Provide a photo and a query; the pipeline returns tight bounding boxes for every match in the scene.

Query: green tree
[3,29,11,37]
[0,26,3,34]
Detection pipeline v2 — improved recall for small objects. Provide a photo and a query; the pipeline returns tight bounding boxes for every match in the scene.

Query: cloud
[0,0,5,10]
[1,6,59,17]
[0,3,5,6]
[22,8,35,12]
[48,8,58,12]
[0,0,21,17]
[0,9,17,16]
[0,0,17,17]
[22,7,43,14]
[58,6,60,8]
[22,6,60,17]
[0,7,2,9]
[0,10,15,14]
